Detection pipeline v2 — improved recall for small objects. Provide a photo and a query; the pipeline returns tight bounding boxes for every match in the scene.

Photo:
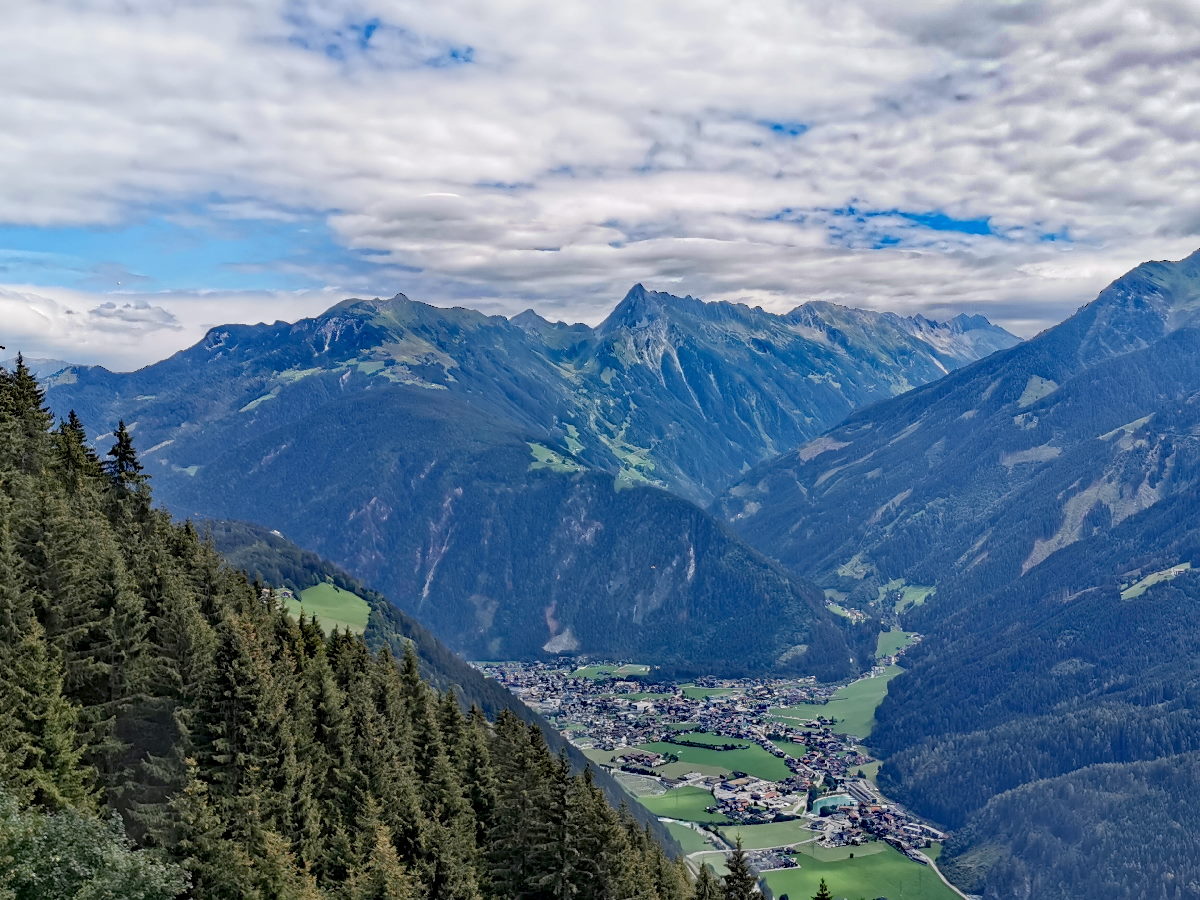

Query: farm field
[681,685,733,699]
[764,843,960,900]
[637,786,730,823]
[662,821,717,854]
[1121,562,1192,599]
[572,663,651,679]
[284,583,370,634]
[769,666,903,739]
[876,627,916,659]
[636,740,792,781]
[792,840,887,862]
[717,819,812,849]
[692,852,731,878]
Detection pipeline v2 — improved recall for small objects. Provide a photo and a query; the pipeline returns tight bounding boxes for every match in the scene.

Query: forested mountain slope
[48,285,1012,505]
[203,518,679,843]
[0,359,690,899]
[720,249,1200,600]
[714,249,1200,897]
[38,287,964,675]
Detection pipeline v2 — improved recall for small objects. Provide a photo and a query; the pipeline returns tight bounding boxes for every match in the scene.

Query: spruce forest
[0,357,694,899]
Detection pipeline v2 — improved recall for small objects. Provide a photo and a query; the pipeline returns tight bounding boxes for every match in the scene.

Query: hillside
[720,249,1200,600]
[29,285,1004,676]
[0,359,690,898]
[717,249,1200,897]
[204,517,686,844]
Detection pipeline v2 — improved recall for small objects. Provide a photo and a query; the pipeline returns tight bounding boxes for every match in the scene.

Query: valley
[478,639,964,900]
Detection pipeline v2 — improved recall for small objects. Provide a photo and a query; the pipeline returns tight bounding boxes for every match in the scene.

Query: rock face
[38,283,1009,676]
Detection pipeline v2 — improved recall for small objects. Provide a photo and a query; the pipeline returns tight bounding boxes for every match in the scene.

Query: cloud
[3,0,1200,363]
[0,285,345,370]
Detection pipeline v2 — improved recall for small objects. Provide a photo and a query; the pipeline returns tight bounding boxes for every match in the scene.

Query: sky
[4,0,1200,369]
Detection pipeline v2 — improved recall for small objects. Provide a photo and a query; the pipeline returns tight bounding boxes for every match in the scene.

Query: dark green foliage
[0,369,686,898]
[692,865,722,900]
[0,788,187,900]
[940,754,1200,900]
[722,837,757,900]
[810,880,832,900]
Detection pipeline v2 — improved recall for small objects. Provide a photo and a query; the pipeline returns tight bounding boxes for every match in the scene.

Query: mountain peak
[328,292,413,315]
[600,284,705,333]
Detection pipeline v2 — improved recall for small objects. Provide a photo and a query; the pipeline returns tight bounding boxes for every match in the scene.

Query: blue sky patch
[0,203,394,293]
[761,120,808,138]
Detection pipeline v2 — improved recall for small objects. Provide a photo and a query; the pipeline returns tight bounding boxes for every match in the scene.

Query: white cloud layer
[4,0,1200,364]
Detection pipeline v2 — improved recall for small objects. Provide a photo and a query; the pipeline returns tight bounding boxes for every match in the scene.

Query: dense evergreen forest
[0,357,694,899]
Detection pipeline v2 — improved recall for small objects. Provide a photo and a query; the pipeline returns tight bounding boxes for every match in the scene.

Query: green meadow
[681,685,733,699]
[765,843,961,900]
[284,583,370,635]
[571,663,651,679]
[769,667,903,739]
[635,740,792,781]
[637,786,729,823]
[662,821,716,854]
[718,819,812,850]
[876,627,917,659]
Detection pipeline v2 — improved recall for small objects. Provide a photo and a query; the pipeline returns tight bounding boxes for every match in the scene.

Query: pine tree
[811,879,834,900]
[53,410,102,491]
[723,837,757,900]
[6,355,53,473]
[350,799,418,900]
[105,420,146,489]
[693,863,723,900]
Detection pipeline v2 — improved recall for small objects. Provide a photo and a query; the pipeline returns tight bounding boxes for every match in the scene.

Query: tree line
[0,357,703,899]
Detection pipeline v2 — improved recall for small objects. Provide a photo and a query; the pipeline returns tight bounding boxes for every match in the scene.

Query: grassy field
[636,741,792,781]
[663,821,716,854]
[792,840,887,862]
[528,441,586,473]
[693,852,730,877]
[776,739,810,757]
[897,584,934,612]
[655,760,734,779]
[285,583,370,634]
[765,843,961,900]
[1121,562,1192,599]
[718,820,813,849]
[613,772,665,797]
[681,685,733,699]
[638,786,729,823]
[876,628,917,659]
[769,667,902,739]
[572,663,651,679]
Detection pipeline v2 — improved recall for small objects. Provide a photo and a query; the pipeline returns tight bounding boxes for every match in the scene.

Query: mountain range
[40,286,1012,674]
[23,250,1200,898]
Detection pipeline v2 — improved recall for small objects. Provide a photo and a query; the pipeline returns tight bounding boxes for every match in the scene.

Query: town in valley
[476,629,965,900]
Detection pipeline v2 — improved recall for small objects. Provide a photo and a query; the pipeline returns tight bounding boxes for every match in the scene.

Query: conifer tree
[54,410,102,491]
[810,879,833,900]
[693,864,723,900]
[723,837,758,900]
[105,420,146,489]
[0,368,691,900]
[6,355,53,473]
